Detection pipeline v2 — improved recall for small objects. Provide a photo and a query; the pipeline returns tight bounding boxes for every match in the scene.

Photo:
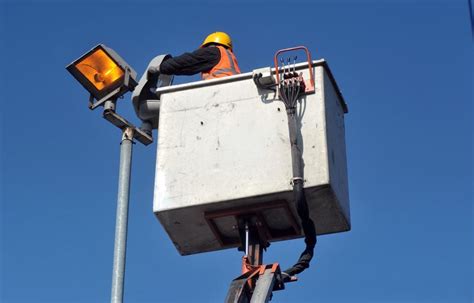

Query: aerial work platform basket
[153,58,350,256]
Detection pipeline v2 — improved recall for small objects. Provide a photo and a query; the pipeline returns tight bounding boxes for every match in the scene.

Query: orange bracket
[273,46,315,94]
[239,255,296,293]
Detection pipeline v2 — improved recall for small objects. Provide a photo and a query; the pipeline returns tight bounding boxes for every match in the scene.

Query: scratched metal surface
[153,61,350,255]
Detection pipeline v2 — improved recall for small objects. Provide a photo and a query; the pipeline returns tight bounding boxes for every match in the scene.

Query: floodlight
[66,44,138,109]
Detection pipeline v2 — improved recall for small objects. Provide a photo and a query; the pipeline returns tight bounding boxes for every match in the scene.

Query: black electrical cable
[278,79,317,280]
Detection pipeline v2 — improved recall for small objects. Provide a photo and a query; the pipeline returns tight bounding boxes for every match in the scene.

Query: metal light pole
[67,45,167,303]
[110,127,134,303]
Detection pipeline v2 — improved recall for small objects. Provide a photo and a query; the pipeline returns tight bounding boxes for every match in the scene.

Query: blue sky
[1,1,472,302]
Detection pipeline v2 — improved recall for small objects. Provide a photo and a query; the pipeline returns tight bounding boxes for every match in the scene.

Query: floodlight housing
[66,44,138,109]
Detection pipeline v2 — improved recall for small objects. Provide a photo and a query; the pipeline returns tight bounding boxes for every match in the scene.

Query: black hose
[283,179,317,277]
[279,81,317,280]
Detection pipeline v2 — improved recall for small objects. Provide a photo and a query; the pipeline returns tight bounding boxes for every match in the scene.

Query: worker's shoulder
[191,46,220,56]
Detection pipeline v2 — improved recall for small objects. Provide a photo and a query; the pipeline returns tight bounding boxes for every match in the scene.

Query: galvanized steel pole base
[110,127,134,303]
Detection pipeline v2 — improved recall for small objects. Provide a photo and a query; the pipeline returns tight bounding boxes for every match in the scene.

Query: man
[159,32,241,80]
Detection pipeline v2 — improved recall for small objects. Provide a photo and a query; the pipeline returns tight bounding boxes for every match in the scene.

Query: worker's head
[201,32,233,50]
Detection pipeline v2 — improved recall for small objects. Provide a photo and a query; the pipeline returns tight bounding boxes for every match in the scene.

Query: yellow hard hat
[201,32,233,50]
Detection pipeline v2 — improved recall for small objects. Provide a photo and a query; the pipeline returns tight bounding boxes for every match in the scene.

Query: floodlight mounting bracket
[80,65,150,145]
[102,107,153,146]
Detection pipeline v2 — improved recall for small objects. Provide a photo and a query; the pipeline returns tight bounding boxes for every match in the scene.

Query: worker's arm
[159,47,220,75]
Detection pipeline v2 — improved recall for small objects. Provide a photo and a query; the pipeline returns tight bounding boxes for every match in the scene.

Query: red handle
[273,46,315,92]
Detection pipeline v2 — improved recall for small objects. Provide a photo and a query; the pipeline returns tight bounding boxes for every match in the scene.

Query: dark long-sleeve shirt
[159,47,221,75]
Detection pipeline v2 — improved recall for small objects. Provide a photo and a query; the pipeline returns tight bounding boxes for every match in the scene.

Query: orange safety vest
[201,46,241,80]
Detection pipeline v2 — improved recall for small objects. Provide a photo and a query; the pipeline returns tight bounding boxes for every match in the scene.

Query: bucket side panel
[323,69,351,225]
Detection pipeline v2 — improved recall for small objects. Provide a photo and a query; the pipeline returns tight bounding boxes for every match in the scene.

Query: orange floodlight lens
[74,48,124,91]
